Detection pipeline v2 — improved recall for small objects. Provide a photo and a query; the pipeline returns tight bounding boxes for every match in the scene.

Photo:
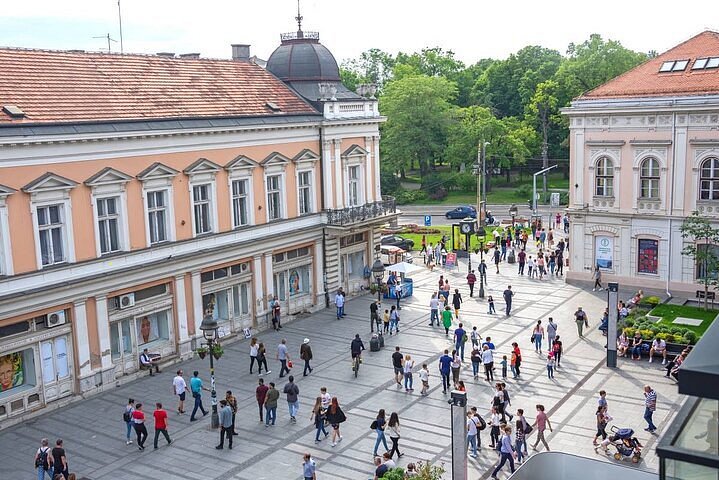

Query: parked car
[380,245,413,265]
[381,235,415,251]
[445,205,477,219]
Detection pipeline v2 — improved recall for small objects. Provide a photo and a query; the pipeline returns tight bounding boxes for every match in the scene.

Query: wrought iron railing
[325,196,397,226]
[280,31,320,42]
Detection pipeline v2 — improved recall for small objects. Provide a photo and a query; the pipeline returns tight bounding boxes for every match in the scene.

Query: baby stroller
[605,426,642,463]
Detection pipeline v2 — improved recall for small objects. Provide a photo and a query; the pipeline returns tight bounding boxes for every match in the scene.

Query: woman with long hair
[325,397,347,447]
[372,408,389,456]
[387,412,404,459]
[257,342,270,375]
[310,396,328,443]
[249,337,259,374]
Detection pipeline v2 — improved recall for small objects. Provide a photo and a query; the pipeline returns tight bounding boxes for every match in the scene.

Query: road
[398,204,566,226]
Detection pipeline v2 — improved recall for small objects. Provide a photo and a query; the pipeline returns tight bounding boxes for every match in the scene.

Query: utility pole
[117,0,124,53]
[533,165,558,216]
[481,142,489,220]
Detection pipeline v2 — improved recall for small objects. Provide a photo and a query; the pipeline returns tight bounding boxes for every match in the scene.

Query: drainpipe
[666,108,676,299]
[319,125,330,308]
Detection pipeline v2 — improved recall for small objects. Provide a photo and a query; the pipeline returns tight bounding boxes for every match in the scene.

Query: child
[546,353,555,379]
[527,256,534,278]
[500,355,508,379]
[487,295,496,314]
[456,380,466,392]
[383,309,390,333]
[419,363,430,396]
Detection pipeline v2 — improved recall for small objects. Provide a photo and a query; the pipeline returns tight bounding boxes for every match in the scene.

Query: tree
[339,67,363,92]
[341,48,396,89]
[380,75,457,177]
[527,79,560,192]
[680,212,719,310]
[395,47,465,79]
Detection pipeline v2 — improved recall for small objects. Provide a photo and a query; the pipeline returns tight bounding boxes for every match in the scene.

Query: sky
[1,0,718,65]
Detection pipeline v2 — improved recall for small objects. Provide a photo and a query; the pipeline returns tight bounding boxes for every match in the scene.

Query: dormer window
[659,60,689,72]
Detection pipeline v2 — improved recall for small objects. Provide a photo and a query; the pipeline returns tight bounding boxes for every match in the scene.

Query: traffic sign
[424,215,432,226]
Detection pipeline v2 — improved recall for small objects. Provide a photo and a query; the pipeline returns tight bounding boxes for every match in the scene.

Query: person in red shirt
[256,378,269,422]
[131,403,148,450]
[153,402,171,449]
[512,342,522,378]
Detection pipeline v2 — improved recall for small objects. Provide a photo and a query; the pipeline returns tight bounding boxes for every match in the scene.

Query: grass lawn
[396,225,521,253]
[421,192,479,205]
[649,304,719,337]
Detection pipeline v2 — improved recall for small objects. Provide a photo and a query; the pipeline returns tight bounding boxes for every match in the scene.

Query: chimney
[156,52,175,58]
[179,53,201,59]
[231,44,251,62]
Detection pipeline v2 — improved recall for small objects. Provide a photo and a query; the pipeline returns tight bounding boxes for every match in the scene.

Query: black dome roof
[266,33,340,82]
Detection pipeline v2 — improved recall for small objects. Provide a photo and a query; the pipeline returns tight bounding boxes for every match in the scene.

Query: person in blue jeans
[189,371,208,421]
[429,293,439,326]
[124,398,135,445]
[372,409,389,456]
[439,349,452,394]
[491,426,516,479]
[334,290,345,319]
[264,382,279,426]
[403,355,414,392]
[454,323,467,361]
[34,438,53,480]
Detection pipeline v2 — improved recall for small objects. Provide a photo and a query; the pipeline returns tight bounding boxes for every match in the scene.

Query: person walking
[391,346,404,387]
[387,412,404,459]
[439,349,452,394]
[51,439,68,480]
[277,339,291,377]
[490,426,516,479]
[517,249,526,275]
[257,342,270,375]
[493,247,501,273]
[643,385,658,432]
[389,305,400,335]
[546,353,555,379]
[216,400,233,450]
[592,266,603,291]
[501,383,514,422]
[489,406,502,448]
[256,378,268,423]
[452,289,463,319]
[466,412,479,458]
[442,306,453,337]
[372,409,389,456]
[481,344,494,382]
[370,300,380,332]
[470,326,480,348]
[574,307,588,338]
[383,309,390,333]
[284,375,300,423]
[516,409,529,461]
[225,390,238,435]
[503,286,514,316]
[172,371,187,416]
[532,320,545,353]
[593,405,609,446]
[429,293,439,326]
[487,295,496,314]
[189,371,208,421]
[131,403,148,451]
[451,349,462,387]
[394,282,403,311]
[269,295,281,330]
[152,402,171,449]
[454,322,467,361]
[467,270,477,297]
[546,317,558,346]
[264,381,280,427]
[531,404,552,451]
[512,342,522,377]
[249,337,259,374]
[302,453,317,480]
[419,363,430,396]
[334,289,345,319]
[471,346,482,380]
[300,338,313,377]
[325,397,346,447]
[35,438,53,480]
[552,336,563,368]
[478,259,487,286]
[123,398,135,445]
[403,354,415,392]
[310,396,329,443]
[515,417,527,465]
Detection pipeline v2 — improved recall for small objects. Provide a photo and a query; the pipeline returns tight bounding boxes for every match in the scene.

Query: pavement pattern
[1,245,684,480]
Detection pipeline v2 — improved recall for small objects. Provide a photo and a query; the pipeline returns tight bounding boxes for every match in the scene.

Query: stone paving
[0,247,684,480]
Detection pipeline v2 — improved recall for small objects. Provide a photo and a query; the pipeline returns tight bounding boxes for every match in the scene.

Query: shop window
[232,283,251,316]
[40,337,69,384]
[201,267,229,283]
[696,244,719,280]
[134,284,168,302]
[274,247,310,263]
[135,311,170,346]
[0,348,36,395]
[637,239,659,275]
[288,266,310,297]
[202,290,230,322]
[230,262,250,276]
[347,251,365,279]
[341,233,366,248]
[110,319,133,359]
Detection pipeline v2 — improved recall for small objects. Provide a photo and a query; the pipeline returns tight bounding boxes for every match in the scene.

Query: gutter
[666,107,677,299]
[319,125,330,308]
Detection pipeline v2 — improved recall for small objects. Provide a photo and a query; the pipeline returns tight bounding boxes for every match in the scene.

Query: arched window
[595,156,614,197]
[700,157,719,200]
[640,157,660,198]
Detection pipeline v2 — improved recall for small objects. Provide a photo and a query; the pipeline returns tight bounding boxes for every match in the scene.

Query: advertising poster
[0,352,24,392]
[595,236,613,269]
[445,252,457,268]
[638,239,659,274]
[136,315,160,345]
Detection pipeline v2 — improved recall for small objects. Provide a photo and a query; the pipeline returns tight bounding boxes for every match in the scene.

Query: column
[175,274,190,343]
[322,140,334,209]
[334,139,344,208]
[672,126,688,214]
[191,271,202,334]
[264,253,274,299]
[73,299,92,377]
[314,241,325,303]
[95,295,112,369]
[574,131,585,206]
[365,136,374,203]
[253,255,265,314]
[373,135,382,200]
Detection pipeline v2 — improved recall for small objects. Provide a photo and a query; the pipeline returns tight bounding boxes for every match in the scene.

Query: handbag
[524,423,533,434]
[287,360,293,369]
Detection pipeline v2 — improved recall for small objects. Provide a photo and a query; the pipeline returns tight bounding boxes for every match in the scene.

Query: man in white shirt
[429,294,440,326]
[649,337,667,365]
[334,290,345,319]
[139,348,160,376]
[481,345,495,382]
[172,370,188,415]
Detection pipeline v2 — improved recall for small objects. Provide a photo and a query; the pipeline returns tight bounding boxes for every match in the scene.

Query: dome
[266,32,340,82]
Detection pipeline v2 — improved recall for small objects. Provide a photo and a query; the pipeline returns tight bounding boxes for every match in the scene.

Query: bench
[621,340,691,360]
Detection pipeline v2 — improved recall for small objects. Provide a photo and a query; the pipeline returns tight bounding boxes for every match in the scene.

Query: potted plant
[211,344,224,360]
[195,346,208,359]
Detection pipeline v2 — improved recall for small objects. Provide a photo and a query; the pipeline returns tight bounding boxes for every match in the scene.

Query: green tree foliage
[680,212,719,310]
[380,75,457,177]
[395,47,465,78]
[340,48,396,89]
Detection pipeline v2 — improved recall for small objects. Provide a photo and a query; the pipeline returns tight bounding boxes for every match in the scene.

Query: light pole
[476,227,486,299]
[371,257,385,308]
[481,141,490,222]
[532,165,558,216]
[199,314,220,429]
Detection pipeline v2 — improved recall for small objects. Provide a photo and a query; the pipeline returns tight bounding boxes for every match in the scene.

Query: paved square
[1,250,684,479]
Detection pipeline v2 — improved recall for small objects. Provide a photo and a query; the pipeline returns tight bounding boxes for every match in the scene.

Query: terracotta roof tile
[581,31,719,99]
[0,48,318,124]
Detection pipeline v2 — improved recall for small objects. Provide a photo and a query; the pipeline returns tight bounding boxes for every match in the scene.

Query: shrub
[639,329,654,338]
[428,187,448,200]
[624,318,635,328]
[648,326,660,335]
[383,468,405,480]
[395,189,428,205]
[633,315,647,325]
[623,327,635,337]
[669,326,683,335]
[643,296,661,307]
[683,331,698,345]
[456,172,478,193]
[559,192,569,205]
[515,184,532,198]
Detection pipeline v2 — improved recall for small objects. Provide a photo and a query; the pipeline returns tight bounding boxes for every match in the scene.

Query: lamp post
[476,227,486,299]
[199,314,220,429]
[509,204,518,228]
[532,165,558,216]
[481,142,490,222]
[371,257,385,307]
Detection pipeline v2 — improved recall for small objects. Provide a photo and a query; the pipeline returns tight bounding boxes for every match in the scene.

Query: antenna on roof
[93,33,118,52]
[117,0,124,53]
[295,0,303,37]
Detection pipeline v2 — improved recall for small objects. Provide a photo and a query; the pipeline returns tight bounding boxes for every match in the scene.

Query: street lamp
[199,314,220,429]
[476,226,486,299]
[371,257,385,307]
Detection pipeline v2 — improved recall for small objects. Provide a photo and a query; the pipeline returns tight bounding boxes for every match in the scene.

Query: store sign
[638,239,659,274]
[595,236,613,269]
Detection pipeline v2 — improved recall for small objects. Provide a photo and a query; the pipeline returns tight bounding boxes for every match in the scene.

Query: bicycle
[353,355,361,377]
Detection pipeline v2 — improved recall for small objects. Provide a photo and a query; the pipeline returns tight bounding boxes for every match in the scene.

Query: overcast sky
[2,0,718,64]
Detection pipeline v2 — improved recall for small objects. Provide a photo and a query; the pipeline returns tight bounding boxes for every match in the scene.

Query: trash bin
[370,336,380,352]
[507,249,516,264]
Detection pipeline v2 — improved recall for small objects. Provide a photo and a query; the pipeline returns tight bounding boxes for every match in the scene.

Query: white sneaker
[662,359,667,365]
[331,442,337,447]
[649,358,653,363]
[126,440,133,445]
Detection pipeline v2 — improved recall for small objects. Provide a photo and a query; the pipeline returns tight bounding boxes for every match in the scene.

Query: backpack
[370,419,378,430]
[123,408,131,423]
[474,415,487,431]
[35,447,49,469]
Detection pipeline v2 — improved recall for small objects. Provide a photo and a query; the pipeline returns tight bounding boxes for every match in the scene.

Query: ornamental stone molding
[588,224,619,235]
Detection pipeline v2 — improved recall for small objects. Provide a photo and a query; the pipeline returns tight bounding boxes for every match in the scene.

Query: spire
[295,0,304,38]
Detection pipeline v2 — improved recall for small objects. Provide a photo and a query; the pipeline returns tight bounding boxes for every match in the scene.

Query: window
[696,244,719,280]
[700,157,719,200]
[232,283,251,316]
[203,290,230,323]
[348,166,360,206]
[693,57,719,70]
[659,60,689,72]
[640,158,660,199]
[96,197,121,254]
[637,239,659,275]
[37,205,65,266]
[192,184,212,234]
[231,179,249,227]
[267,175,282,220]
[146,190,168,244]
[135,311,170,346]
[595,157,614,197]
[298,171,312,215]
[347,251,365,279]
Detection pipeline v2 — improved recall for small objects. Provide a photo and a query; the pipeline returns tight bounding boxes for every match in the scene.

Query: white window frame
[90,185,130,257]
[595,156,614,197]
[95,196,122,254]
[0,191,13,275]
[191,183,214,236]
[297,169,314,215]
[230,176,252,228]
[265,172,286,222]
[639,157,661,199]
[33,200,73,268]
[346,164,364,207]
[142,186,175,246]
[699,157,719,201]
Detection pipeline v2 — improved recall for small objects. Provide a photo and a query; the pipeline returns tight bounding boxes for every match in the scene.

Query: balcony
[325,196,397,226]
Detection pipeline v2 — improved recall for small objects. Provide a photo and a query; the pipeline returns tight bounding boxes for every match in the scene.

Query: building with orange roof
[562,30,719,294]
